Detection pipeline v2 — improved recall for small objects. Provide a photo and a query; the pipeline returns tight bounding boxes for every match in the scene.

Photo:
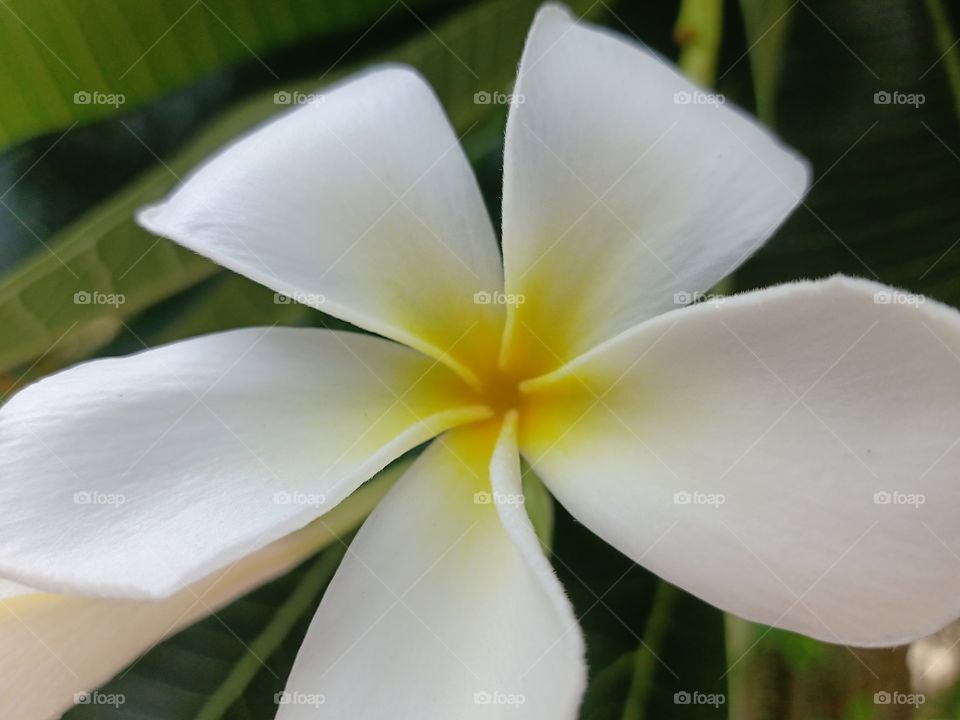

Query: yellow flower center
[474,364,525,417]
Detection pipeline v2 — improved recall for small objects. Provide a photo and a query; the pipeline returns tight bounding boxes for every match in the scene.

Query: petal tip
[134,201,166,236]
[355,62,434,100]
[534,1,574,22]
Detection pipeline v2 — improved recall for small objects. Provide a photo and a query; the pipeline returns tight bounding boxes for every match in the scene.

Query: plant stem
[620,581,679,720]
[675,0,724,86]
[926,0,960,123]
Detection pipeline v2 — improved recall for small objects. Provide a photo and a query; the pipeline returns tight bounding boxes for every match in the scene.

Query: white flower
[3,5,960,718]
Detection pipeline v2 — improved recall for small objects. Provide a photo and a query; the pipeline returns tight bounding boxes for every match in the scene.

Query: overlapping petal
[139,67,504,386]
[520,276,960,645]
[277,421,585,719]
[500,5,809,377]
[0,328,487,599]
[0,472,394,720]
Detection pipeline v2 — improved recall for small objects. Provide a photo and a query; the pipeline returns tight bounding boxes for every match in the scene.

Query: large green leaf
[733,0,960,309]
[0,0,596,383]
[0,0,453,152]
[0,0,466,275]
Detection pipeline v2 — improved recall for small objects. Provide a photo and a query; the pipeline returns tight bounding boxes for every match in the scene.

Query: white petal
[0,580,32,600]
[139,67,504,386]
[0,472,394,720]
[500,4,809,376]
[0,327,487,599]
[278,421,585,719]
[521,276,960,646]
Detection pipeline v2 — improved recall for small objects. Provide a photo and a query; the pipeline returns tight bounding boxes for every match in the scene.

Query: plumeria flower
[3,4,960,718]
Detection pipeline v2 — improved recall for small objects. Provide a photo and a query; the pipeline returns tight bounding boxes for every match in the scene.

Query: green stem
[675,0,724,86]
[620,581,679,720]
[195,540,349,720]
[925,0,960,123]
[676,0,727,303]
[521,458,555,551]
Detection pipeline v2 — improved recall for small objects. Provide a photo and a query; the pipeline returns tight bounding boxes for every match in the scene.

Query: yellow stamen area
[446,334,594,473]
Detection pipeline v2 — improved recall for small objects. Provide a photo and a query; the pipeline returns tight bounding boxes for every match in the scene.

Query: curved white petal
[521,276,960,646]
[500,4,809,377]
[138,67,504,386]
[278,422,585,719]
[0,327,487,599]
[0,472,394,720]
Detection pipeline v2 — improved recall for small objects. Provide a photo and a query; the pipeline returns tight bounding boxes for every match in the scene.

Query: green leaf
[733,0,960,309]
[635,589,727,720]
[0,92,284,378]
[520,459,555,549]
[582,583,727,720]
[0,0,450,151]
